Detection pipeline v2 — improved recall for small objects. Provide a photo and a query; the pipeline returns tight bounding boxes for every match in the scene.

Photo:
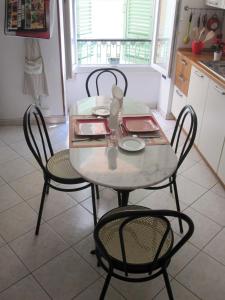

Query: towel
[23,38,49,100]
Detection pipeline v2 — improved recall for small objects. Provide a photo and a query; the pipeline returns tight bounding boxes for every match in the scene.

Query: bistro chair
[23,104,97,235]
[85,68,128,97]
[94,205,194,300]
[144,105,197,234]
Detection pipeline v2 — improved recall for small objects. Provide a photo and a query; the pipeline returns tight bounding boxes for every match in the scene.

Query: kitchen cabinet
[198,80,225,172]
[187,66,210,145]
[205,0,225,9]
[171,87,187,119]
[174,52,192,96]
[218,140,225,183]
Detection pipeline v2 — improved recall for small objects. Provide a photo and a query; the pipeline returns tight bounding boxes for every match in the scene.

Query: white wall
[66,68,161,109]
[0,1,64,121]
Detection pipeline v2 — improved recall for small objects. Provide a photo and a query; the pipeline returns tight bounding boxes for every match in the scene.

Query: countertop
[178,49,225,89]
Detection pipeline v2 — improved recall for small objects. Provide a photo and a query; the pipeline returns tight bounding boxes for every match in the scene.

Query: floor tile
[111,274,168,300]
[63,183,93,203]
[0,245,28,292]
[0,157,36,183]
[210,183,225,199]
[0,126,25,144]
[204,228,225,265]
[177,157,198,175]
[155,279,200,300]
[0,275,50,300]
[0,139,6,147]
[47,205,94,245]
[10,223,69,271]
[176,252,225,300]
[0,184,24,212]
[168,234,199,277]
[191,190,225,226]
[9,139,32,157]
[9,170,44,200]
[33,248,99,300]
[139,190,188,212]
[182,161,218,189]
[81,188,119,219]
[28,189,77,221]
[167,175,207,205]
[0,145,19,164]
[0,176,5,187]
[128,189,154,204]
[73,234,105,275]
[74,278,125,300]
[0,202,38,242]
[172,207,222,249]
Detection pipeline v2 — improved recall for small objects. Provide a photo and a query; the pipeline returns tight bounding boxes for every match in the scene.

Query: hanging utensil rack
[184,5,224,12]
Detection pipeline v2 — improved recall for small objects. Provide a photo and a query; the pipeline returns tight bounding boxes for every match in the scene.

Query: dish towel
[23,38,49,104]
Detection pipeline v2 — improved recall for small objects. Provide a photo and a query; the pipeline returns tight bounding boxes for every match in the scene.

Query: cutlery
[183,12,193,44]
[72,137,105,142]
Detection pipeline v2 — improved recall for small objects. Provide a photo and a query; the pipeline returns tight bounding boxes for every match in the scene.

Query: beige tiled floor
[0,117,224,300]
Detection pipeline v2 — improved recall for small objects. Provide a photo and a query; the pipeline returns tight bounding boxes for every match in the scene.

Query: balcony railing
[76,39,152,65]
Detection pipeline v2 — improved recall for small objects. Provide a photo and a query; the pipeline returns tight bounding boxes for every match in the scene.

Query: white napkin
[109,98,120,130]
[112,84,123,110]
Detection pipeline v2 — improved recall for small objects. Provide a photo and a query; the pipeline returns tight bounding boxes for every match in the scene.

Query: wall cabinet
[187,66,210,145]
[171,87,187,119]
[198,80,225,171]
[218,140,225,183]
[174,52,192,96]
[205,0,225,9]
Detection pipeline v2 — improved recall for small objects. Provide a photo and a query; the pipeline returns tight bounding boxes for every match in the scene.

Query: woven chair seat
[47,149,80,180]
[99,207,173,265]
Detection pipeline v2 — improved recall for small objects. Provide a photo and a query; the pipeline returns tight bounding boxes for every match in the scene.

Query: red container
[192,41,204,54]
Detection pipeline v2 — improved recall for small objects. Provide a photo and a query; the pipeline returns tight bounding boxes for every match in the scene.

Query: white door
[151,0,179,77]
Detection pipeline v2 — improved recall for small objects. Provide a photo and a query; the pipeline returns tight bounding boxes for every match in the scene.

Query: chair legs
[169,177,173,194]
[100,268,113,300]
[163,269,174,300]
[173,178,183,234]
[35,180,48,235]
[91,184,97,226]
[95,185,100,200]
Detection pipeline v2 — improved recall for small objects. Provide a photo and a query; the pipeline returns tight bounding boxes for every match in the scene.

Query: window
[72,0,155,65]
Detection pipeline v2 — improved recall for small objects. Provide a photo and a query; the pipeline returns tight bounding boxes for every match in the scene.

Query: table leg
[120,190,130,206]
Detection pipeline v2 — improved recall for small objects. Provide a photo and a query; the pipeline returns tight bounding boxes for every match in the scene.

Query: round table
[69,97,177,206]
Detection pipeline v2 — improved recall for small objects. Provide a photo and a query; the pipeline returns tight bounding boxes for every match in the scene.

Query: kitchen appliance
[200,60,225,80]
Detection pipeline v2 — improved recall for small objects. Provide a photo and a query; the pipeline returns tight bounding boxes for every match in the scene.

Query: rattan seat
[47,149,80,180]
[99,214,173,265]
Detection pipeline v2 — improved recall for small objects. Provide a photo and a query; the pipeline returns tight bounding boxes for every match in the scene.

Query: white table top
[69,97,177,191]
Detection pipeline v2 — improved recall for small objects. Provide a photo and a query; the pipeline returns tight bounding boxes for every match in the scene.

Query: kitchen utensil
[203,30,215,43]
[198,14,207,41]
[192,40,204,55]
[207,14,220,32]
[197,13,201,38]
[192,27,199,40]
[183,12,193,44]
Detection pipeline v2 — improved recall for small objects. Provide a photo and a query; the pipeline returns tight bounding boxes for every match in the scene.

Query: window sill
[72,64,158,74]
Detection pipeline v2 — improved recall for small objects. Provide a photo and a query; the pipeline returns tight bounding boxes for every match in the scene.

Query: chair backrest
[171,105,197,172]
[85,68,128,97]
[23,104,53,173]
[94,207,194,274]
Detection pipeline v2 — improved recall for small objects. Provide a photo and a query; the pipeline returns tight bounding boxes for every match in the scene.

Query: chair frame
[85,68,128,97]
[94,207,194,300]
[23,104,97,234]
[144,105,197,233]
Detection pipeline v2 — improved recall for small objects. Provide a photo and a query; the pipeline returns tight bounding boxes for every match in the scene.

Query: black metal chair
[143,105,197,234]
[23,104,97,235]
[94,205,194,300]
[85,68,128,97]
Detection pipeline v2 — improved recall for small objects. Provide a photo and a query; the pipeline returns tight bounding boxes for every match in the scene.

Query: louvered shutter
[76,0,93,62]
[124,0,154,63]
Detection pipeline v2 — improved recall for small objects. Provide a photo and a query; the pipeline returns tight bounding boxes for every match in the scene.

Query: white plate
[118,137,145,152]
[92,106,110,117]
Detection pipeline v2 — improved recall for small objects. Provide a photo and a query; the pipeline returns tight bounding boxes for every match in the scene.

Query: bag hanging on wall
[23,38,48,101]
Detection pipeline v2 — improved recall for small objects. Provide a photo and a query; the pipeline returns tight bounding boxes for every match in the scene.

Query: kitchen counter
[178,49,225,89]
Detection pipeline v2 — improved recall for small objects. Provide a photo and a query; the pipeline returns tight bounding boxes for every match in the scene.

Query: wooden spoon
[203,30,215,43]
